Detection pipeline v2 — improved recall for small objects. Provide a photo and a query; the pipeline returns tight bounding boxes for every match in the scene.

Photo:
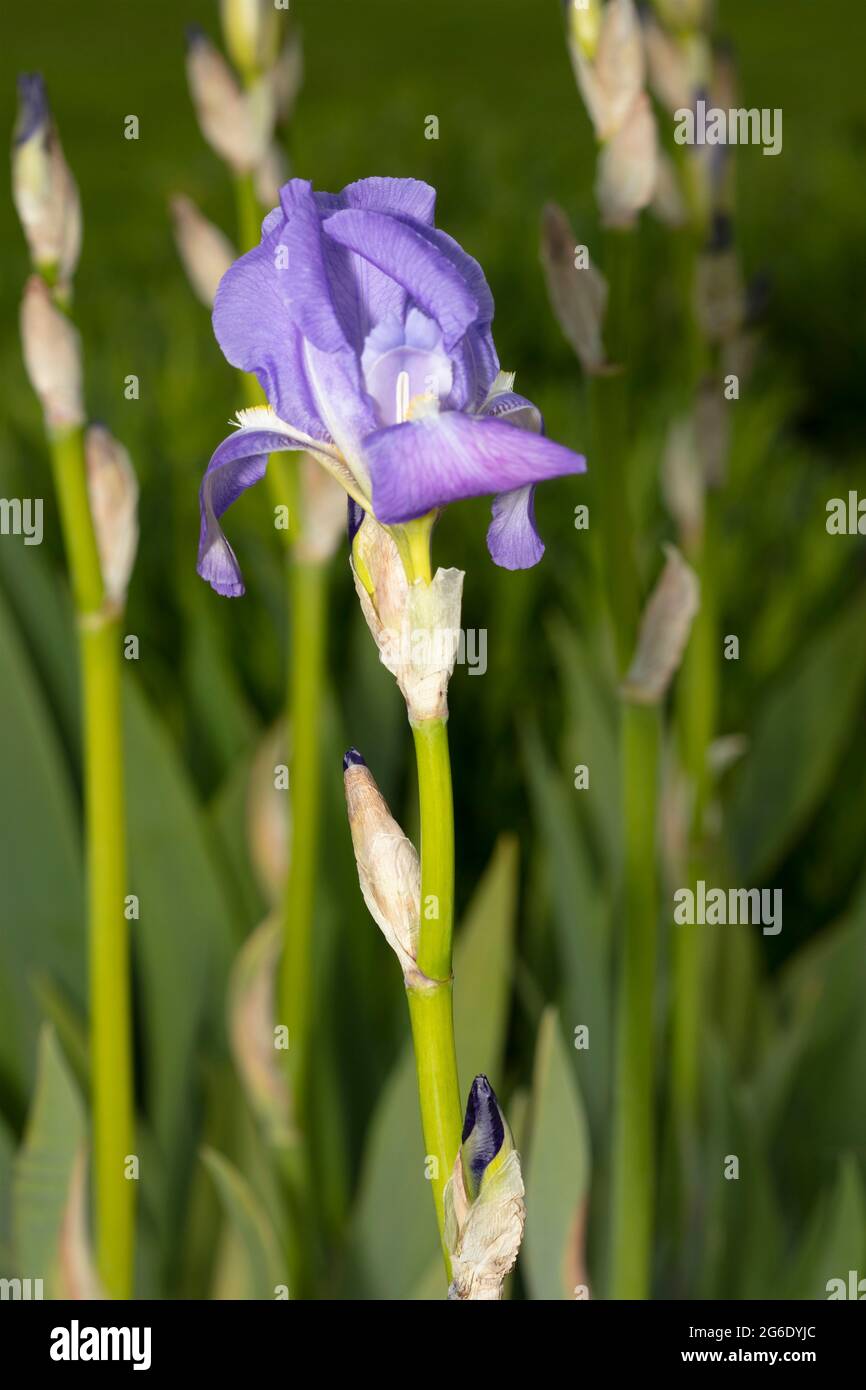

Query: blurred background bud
[343,749,421,982]
[571,0,645,142]
[540,202,611,375]
[170,194,237,308]
[445,1075,525,1300]
[651,151,688,228]
[20,275,84,432]
[253,141,288,210]
[85,425,139,607]
[220,0,280,81]
[185,27,274,172]
[622,544,700,703]
[652,0,712,33]
[12,74,81,287]
[564,0,602,62]
[228,916,294,1146]
[643,17,692,114]
[272,29,304,125]
[247,721,291,904]
[293,455,349,564]
[596,90,657,228]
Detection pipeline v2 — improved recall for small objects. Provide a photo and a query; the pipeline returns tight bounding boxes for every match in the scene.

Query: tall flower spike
[444,1076,525,1300]
[12,74,81,287]
[343,749,425,987]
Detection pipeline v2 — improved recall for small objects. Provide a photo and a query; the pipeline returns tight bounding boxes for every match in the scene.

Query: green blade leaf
[728,592,866,880]
[522,1007,591,1300]
[201,1147,284,1300]
[12,1026,86,1297]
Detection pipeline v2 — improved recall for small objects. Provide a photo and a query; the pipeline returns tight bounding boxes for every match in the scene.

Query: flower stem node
[444,1076,526,1301]
[343,750,428,988]
[351,514,464,724]
[20,275,84,434]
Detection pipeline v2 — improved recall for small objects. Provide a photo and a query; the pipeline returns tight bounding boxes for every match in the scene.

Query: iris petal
[197,412,346,596]
[322,209,480,351]
[365,410,586,523]
[487,485,545,570]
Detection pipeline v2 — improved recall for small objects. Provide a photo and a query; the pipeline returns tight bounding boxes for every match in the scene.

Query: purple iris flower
[197,177,586,596]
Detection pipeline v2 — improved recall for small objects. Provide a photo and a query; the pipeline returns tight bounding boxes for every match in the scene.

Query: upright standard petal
[323,209,480,351]
[197,408,347,597]
[365,410,586,523]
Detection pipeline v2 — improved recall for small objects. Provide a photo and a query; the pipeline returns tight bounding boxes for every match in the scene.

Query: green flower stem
[589,227,660,1300]
[49,426,135,1299]
[410,716,463,1274]
[609,701,661,1300]
[279,557,328,1126]
[235,169,263,259]
[406,980,462,1273]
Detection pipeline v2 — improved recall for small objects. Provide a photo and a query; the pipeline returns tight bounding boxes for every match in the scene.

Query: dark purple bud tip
[343,747,366,772]
[461,1074,505,1197]
[347,498,364,544]
[15,73,49,145]
[185,23,206,50]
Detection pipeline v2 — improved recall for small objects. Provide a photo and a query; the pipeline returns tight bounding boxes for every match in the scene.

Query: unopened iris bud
[20,275,83,433]
[351,513,464,724]
[444,1075,526,1300]
[219,0,280,81]
[343,749,423,985]
[170,195,237,308]
[460,1074,514,1200]
[271,29,304,125]
[12,74,81,287]
[185,26,274,174]
[85,425,139,608]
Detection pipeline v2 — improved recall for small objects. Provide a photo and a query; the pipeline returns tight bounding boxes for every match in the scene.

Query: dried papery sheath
[621,544,700,703]
[351,514,464,724]
[170,195,236,308]
[228,916,294,1146]
[220,0,279,81]
[343,749,424,986]
[661,415,704,549]
[12,74,81,286]
[444,1076,526,1301]
[643,17,692,115]
[254,141,288,210]
[540,202,611,376]
[20,274,84,433]
[247,722,291,904]
[185,27,273,173]
[85,425,139,608]
[651,152,688,229]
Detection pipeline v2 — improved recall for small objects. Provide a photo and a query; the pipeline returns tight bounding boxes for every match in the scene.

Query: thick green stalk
[410,716,463,1273]
[49,426,135,1298]
[609,702,661,1299]
[279,558,327,1124]
[590,227,660,1300]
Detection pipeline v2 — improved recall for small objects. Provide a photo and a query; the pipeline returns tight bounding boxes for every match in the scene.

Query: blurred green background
[1,0,865,1299]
